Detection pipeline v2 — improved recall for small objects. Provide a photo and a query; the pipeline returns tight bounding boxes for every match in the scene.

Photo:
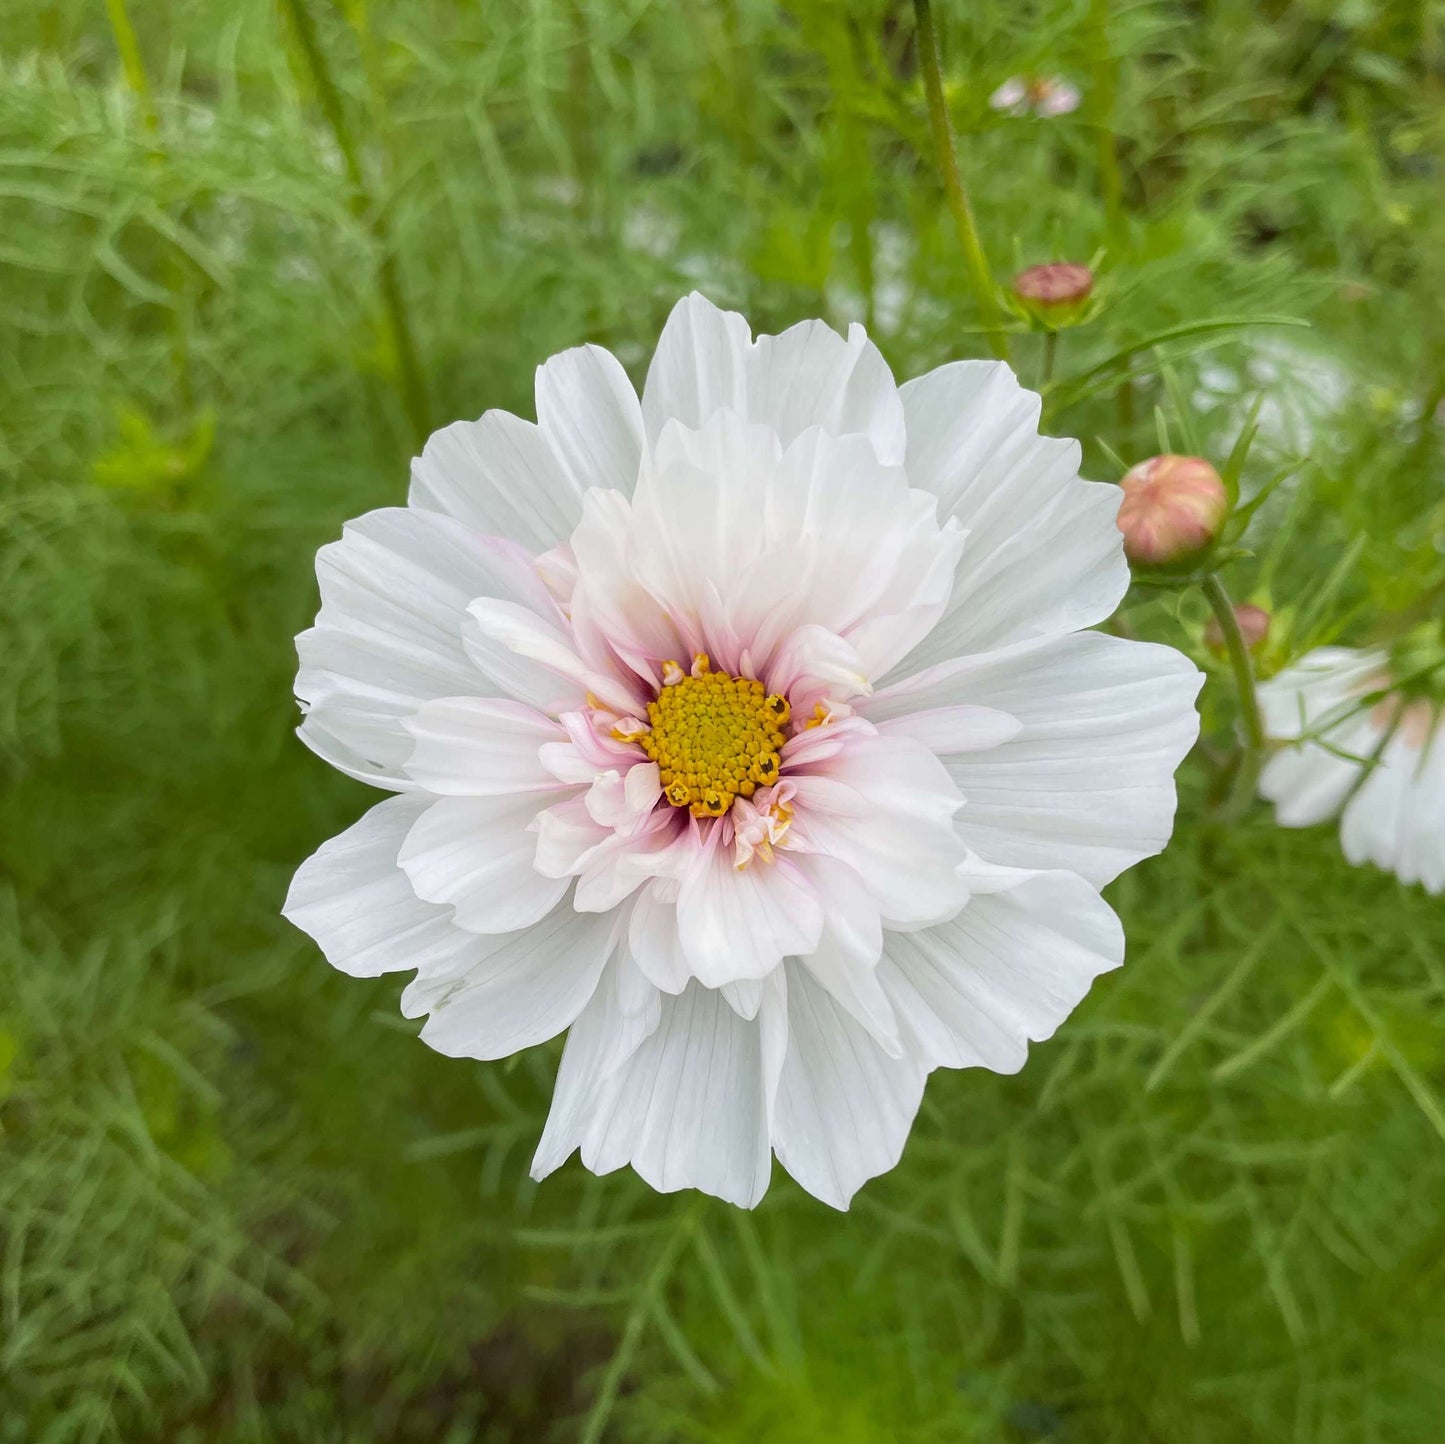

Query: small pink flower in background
[284,294,1202,1209]
[990,75,1082,117]
[1259,649,1445,894]
[1116,454,1228,569]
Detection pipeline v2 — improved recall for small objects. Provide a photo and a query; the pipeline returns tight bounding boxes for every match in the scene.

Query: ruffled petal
[283,795,479,978]
[894,361,1128,665]
[771,961,926,1211]
[398,794,569,933]
[409,409,585,554]
[532,974,774,1208]
[675,827,825,987]
[786,727,968,928]
[402,697,566,795]
[534,343,645,496]
[865,631,1201,888]
[403,901,619,1060]
[295,509,558,788]
[879,858,1123,1074]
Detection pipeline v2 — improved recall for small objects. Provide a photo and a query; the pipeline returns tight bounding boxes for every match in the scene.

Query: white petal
[627,884,694,993]
[894,362,1128,663]
[464,596,641,716]
[795,856,901,1055]
[771,961,926,1210]
[787,728,968,928]
[407,902,618,1060]
[744,318,906,464]
[676,831,825,987]
[399,794,568,933]
[296,509,557,787]
[283,795,479,978]
[641,292,907,462]
[1259,719,1376,827]
[866,631,1201,888]
[879,859,1124,1074]
[1340,725,1445,892]
[409,408,585,554]
[1257,647,1384,740]
[534,343,645,496]
[533,977,774,1208]
[641,292,753,442]
[403,697,566,795]
[874,704,1021,753]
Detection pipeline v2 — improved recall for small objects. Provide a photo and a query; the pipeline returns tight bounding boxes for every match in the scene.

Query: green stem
[911,0,1008,362]
[1087,0,1123,241]
[281,0,430,445]
[104,0,157,130]
[1041,329,1059,389]
[1203,572,1267,823]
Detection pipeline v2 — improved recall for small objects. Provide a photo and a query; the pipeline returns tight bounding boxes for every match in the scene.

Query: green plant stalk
[1203,572,1267,823]
[281,0,430,445]
[1088,0,1123,240]
[104,0,157,130]
[1041,329,1059,389]
[911,0,1008,362]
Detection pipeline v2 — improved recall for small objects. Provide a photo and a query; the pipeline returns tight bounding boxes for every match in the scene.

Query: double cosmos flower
[284,295,1203,1208]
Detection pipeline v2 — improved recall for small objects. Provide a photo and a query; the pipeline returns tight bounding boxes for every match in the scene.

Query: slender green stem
[1087,0,1123,241]
[281,0,430,445]
[911,0,1008,362]
[1203,572,1267,823]
[1040,329,1059,389]
[104,0,157,130]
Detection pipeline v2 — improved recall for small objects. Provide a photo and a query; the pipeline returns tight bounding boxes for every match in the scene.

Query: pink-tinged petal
[584,762,663,829]
[403,902,620,1060]
[408,409,584,554]
[399,795,568,933]
[865,631,1201,887]
[464,596,642,716]
[534,343,644,497]
[403,697,567,795]
[771,961,926,1211]
[767,625,872,710]
[1035,80,1082,116]
[879,858,1123,1074]
[283,795,480,978]
[989,77,1028,112]
[787,729,968,930]
[296,509,561,789]
[532,975,774,1208]
[539,709,645,786]
[532,794,612,879]
[675,828,824,987]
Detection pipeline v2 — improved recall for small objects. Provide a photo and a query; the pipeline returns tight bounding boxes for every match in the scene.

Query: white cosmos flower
[1259,647,1445,894]
[283,293,1202,1209]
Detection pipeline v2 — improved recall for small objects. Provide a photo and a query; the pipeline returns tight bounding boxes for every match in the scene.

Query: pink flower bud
[1012,263,1094,308]
[1204,603,1271,655]
[1116,454,1228,568]
[1011,262,1095,329]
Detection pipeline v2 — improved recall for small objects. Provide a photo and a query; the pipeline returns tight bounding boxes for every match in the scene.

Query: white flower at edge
[1259,648,1445,894]
[283,293,1203,1209]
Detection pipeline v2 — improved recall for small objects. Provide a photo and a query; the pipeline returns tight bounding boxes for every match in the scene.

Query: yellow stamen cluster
[636,657,789,817]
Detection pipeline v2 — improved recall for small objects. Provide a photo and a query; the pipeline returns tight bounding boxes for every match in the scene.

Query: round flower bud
[1116,455,1228,569]
[1204,603,1271,656]
[1010,263,1095,328]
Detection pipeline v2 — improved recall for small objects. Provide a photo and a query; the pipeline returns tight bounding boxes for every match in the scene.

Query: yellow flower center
[635,657,790,817]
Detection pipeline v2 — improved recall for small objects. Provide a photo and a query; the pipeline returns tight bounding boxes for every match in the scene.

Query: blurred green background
[3,1,1445,1439]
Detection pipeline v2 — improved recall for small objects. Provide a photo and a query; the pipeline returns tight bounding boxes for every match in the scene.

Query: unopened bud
[1204,603,1270,656]
[1116,454,1228,569]
[1010,263,1095,329]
